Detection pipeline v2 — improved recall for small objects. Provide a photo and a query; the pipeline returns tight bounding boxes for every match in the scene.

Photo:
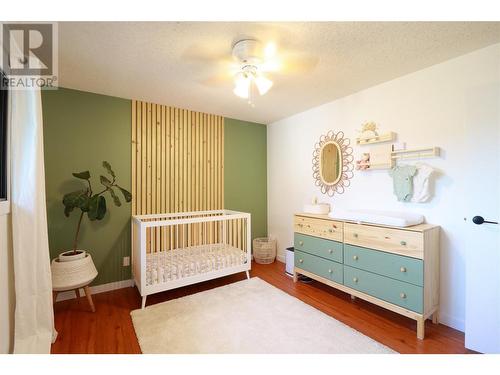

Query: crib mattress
[146,243,247,286]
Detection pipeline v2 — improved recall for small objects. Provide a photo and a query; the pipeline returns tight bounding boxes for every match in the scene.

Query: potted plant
[51,161,131,294]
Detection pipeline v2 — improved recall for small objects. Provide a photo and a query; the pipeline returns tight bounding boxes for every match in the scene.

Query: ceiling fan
[231,39,278,101]
[184,37,318,105]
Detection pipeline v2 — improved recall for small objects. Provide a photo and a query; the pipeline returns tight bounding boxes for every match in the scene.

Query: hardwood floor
[51,261,472,354]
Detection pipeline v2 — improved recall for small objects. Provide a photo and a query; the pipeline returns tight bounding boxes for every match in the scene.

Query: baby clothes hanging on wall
[410,163,434,203]
[389,165,417,202]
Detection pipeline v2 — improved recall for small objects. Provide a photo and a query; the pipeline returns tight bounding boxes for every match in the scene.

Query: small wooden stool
[53,284,95,312]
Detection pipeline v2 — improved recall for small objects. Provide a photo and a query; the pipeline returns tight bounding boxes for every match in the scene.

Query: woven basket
[51,252,98,291]
[253,237,277,264]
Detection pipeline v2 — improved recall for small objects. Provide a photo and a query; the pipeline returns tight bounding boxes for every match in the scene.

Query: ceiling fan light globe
[233,75,250,98]
[255,75,273,96]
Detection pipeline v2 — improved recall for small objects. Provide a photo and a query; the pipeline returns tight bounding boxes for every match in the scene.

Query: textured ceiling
[58,22,500,124]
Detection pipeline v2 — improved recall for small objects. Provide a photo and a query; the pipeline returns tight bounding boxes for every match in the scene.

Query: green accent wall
[42,88,132,285]
[42,89,267,286]
[224,118,267,239]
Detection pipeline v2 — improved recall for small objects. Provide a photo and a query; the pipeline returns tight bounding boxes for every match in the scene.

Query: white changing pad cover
[328,209,424,227]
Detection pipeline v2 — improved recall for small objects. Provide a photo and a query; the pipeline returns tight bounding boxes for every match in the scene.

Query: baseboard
[438,311,465,332]
[55,279,134,302]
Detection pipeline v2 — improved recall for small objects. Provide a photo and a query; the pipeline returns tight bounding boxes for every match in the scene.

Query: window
[0,69,7,201]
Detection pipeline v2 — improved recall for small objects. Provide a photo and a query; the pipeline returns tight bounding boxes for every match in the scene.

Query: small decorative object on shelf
[359,121,378,138]
[355,152,370,170]
[356,122,396,145]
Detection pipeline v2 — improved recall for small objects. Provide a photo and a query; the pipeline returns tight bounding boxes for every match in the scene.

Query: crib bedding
[146,244,247,285]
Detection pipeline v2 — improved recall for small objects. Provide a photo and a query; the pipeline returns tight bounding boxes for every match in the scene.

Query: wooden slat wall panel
[131,100,224,252]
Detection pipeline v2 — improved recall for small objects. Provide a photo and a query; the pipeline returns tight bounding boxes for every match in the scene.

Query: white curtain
[10,85,56,353]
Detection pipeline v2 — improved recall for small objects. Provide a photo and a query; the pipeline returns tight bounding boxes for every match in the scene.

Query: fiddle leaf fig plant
[62,161,131,254]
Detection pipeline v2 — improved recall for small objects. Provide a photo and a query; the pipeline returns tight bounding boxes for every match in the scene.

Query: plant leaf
[64,204,74,217]
[100,175,112,188]
[87,195,107,221]
[109,188,121,207]
[72,171,90,180]
[62,189,88,216]
[96,196,106,220]
[102,161,115,179]
[117,186,132,203]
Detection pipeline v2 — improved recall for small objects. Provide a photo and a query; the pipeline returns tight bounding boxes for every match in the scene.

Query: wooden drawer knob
[353,255,359,260]
[328,249,333,254]
[353,233,359,238]
[299,241,304,246]
[353,277,359,283]
[400,267,407,273]
[299,259,303,263]
[400,240,407,246]
[400,292,407,299]
[328,269,332,273]
[328,229,333,233]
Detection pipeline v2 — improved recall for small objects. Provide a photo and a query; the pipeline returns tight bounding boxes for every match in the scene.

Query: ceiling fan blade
[181,43,230,64]
[197,71,235,88]
[262,53,319,74]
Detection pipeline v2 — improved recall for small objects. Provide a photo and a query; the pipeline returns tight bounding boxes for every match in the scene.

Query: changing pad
[328,209,424,227]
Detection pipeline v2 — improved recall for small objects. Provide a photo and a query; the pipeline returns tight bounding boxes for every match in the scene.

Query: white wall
[267,43,500,332]
[0,213,14,353]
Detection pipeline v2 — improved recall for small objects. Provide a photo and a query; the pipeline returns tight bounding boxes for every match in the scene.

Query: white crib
[132,210,251,308]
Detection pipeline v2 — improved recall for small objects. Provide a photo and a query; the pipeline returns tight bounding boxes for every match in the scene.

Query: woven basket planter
[253,237,277,264]
[51,251,98,291]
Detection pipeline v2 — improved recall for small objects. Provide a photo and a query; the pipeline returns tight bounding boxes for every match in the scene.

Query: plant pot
[51,252,98,291]
[58,249,87,262]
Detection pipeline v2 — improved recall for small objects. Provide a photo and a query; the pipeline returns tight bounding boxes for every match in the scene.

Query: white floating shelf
[356,132,395,145]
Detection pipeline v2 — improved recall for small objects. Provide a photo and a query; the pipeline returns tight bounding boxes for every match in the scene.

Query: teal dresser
[293,213,440,339]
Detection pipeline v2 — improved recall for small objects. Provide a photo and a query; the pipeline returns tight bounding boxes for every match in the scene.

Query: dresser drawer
[295,250,343,284]
[344,223,423,259]
[294,233,343,263]
[344,244,423,286]
[294,215,343,242]
[344,265,423,313]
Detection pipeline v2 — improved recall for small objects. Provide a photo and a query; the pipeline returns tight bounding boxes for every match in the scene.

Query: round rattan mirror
[312,130,354,196]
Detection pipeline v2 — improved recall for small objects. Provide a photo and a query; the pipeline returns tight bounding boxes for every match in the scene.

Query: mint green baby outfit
[389,165,417,202]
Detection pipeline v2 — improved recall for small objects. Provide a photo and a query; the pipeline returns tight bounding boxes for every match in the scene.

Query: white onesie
[410,163,434,203]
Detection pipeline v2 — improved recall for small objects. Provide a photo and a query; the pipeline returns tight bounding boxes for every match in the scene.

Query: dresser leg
[416,317,425,340]
[293,271,298,283]
[432,310,439,324]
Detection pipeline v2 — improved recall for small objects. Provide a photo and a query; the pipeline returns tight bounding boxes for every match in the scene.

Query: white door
[464,67,500,353]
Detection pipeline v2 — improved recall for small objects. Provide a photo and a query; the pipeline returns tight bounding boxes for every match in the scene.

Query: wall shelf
[356,132,395,145]
[357,162,394,170]
[358,147,440,171]
[392,147,440,160]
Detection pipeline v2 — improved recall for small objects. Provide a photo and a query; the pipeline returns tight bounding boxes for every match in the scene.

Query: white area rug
[131,277,396,354]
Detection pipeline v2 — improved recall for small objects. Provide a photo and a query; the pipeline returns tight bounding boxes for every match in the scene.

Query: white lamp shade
[233,74,250,98]
[255,75,273,95]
